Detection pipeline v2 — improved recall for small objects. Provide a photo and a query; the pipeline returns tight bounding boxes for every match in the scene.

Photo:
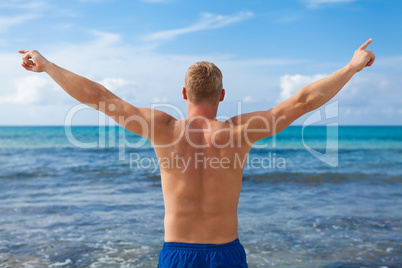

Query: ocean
[0,126,401,267]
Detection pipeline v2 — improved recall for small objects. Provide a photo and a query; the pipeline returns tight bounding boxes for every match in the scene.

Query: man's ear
[219,89,225,102]
[182,87,188,100]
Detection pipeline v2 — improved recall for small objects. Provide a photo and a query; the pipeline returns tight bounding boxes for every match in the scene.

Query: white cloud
[101,78,136,89]
[88,30,122,47]
[0,76,49,104]
[303,0,357,8]
[99,78,137,101]
[143,11,254,42]
[278,74,327,102]
[243,96,255,103]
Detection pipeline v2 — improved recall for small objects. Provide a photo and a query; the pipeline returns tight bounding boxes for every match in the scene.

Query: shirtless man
[19,39,374,267]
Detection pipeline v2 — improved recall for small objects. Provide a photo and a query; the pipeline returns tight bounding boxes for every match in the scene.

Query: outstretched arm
[291,39,375,113]
[228,39,375,144]
[19,50,176,143]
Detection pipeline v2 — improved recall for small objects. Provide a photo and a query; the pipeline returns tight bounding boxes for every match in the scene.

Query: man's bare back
[156,118,250,243]
[19,39,374,266]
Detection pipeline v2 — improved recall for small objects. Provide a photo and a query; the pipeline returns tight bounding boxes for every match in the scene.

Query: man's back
[154,118,251,244]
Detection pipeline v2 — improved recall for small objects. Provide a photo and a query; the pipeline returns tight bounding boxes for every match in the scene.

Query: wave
[242,172,402,184]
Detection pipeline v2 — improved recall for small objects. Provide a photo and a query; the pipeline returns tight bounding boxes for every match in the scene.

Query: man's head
[184,61,224,105]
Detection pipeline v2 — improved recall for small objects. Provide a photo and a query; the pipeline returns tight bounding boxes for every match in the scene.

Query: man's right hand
[19,50,50,73]
[348,38,375,72]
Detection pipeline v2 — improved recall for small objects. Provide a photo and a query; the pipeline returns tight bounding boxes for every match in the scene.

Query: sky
[0,0,401,125]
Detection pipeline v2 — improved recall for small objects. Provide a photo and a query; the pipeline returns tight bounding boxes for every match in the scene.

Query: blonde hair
[184,61,223,104]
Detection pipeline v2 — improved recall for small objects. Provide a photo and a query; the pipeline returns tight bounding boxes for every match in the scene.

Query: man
[19,39,374,267]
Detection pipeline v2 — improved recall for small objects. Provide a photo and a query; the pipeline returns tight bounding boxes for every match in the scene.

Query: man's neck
[186,102,218,120]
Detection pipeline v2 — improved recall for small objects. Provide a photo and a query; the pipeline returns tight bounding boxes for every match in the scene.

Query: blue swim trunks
[158,238,248,268]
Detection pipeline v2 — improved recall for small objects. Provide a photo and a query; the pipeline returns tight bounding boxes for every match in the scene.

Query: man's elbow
[84,83,105,107]
[294,91,312,114]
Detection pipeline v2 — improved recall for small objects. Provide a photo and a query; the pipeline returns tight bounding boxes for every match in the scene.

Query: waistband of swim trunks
[162,238,241,250]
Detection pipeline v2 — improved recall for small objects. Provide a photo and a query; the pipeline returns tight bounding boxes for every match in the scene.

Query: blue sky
[0,0,401,125]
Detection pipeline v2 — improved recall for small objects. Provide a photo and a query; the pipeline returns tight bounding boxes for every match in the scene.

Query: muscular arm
[228,39,375,144]
[18,50,176,142]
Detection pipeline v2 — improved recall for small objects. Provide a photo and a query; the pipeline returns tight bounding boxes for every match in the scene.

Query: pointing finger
[18,50,29,54]
[359,38,372,50]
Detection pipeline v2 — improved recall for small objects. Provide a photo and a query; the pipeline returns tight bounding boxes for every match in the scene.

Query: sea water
[0,126,401,267]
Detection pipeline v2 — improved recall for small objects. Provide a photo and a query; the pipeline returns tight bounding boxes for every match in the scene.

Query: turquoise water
[0,126,401,267]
